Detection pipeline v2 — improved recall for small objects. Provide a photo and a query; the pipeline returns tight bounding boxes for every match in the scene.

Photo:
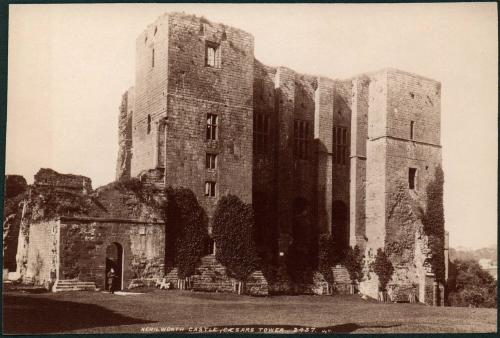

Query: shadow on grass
[3,293,155,334]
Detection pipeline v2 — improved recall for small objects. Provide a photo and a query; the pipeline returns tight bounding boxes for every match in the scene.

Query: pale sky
[6,3,498,249]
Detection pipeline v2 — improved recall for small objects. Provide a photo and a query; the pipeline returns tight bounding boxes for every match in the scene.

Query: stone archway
[332,200,349,254]
[105,242,123,291]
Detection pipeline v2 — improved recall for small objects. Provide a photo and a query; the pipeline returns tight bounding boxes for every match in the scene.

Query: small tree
[344,245,364,283]
[373,248,394,291]
[164,187,208,279]
[212,195,259,282]
[318,234,335,283]
[448,259,497,308]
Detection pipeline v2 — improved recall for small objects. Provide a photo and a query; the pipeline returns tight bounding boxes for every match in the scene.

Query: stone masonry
[11,169,165,291]
[4,12,443,301]
[114,12,443,302]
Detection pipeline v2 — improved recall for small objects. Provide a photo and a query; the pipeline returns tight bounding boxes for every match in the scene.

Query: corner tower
[131,13,254,220]
[361,69,442,300]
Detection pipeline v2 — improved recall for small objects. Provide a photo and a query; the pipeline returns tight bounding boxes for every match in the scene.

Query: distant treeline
[449,246,497,264]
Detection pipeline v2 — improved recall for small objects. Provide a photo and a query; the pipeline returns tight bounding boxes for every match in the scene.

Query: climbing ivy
[164,187,209,278]
[212,195,260,282]
[344,245,364,283]
[422,166,446,283]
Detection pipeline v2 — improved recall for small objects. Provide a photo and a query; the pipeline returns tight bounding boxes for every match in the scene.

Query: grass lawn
[3,288,497,334]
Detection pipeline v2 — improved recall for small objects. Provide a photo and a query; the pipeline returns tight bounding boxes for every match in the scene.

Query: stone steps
[161,255,269,295]
[332,265,355,294]
[52,280,97,292]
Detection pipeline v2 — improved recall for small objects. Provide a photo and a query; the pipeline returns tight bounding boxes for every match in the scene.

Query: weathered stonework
[6,13,444,301]
[11,169,166,291]
[109,12,444,301]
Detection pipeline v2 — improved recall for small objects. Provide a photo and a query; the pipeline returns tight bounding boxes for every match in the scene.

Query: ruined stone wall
[26,220,58,285]
[163,13,254,222]
[116,88,134,180]
[361,69,442,301]
[132,13,170,176]
[3,175,28,271]
[34,168,92,193]
[58,219,165,290]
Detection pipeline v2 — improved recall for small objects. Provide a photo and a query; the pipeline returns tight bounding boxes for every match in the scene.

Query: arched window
[147,115,151,134]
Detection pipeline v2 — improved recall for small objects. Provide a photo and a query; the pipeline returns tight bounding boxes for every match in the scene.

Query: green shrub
[373,248,394,291]
[119,177,143,193]
[5,175,28,199]
[318,234,335,283]
[212,195,259,281]
[344,245,364,283]
[422,166,446,283]
[448,259,497,308]
[164,187,208,278]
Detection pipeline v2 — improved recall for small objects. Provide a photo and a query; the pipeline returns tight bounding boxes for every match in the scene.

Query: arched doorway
[332,200,349,255]
[105,242,123,291]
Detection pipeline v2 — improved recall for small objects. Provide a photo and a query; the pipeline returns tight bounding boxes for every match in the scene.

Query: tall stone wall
[365,70,389,252]
[331,80,352,250]
[115,13,445,301]
[163,13,254,223]
[348,77,370,249]
[274,67,296,249]
[25,220,58,286]
[314,77,334,235]
[132,13,170,176]
[361,69,442,301]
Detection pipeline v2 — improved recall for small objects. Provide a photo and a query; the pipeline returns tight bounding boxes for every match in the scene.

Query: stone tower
[356,69,442,300]
[118,13,254,221]
[115,13,444,301]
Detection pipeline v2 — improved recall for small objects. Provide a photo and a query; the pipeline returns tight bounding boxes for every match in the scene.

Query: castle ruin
[6,12,445,303]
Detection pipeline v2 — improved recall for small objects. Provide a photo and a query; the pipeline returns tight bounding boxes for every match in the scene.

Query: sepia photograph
[2,2,498,334]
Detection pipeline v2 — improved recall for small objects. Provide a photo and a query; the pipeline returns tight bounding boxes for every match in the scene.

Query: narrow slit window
[206,114,218,140]
[409,168,417,190]
[253,112,270,154]
[205,181,216,197]
[206,153,217,170]
[410,121,415,140]
[147,115,151,134]
[293,119,310,160]
[205,41,221,68]
[152,48,155,68]
[333,126,349,165]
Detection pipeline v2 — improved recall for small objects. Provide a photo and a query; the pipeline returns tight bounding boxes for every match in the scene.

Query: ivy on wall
[344,245,364,283]
[212,195,259,282]
[164,187,209,279]
[422,166,446,283]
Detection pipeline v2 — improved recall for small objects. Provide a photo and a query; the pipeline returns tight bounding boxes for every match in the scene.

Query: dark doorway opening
[332,200,349,257]
[105,242,123,291]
